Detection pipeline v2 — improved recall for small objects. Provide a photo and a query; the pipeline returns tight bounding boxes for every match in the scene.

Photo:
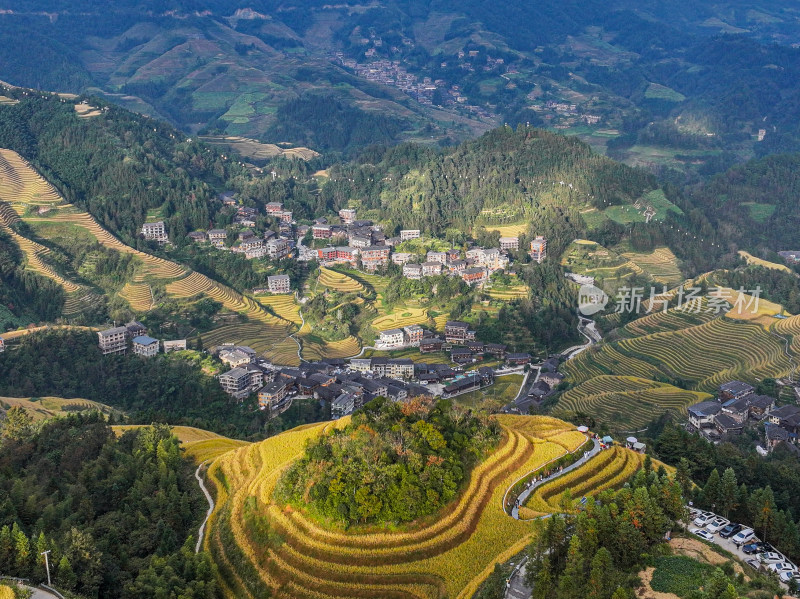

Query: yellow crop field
[318,267,364,293]
[0,226,80,292]
[119,282,153,312]
[204,415,588,599]
[259,294,302,325]
[738,250,793,273]
[74,102,102,118]
[487,223,528,237]
[488,285,528,300]
[372,306,429,330]
[201,320,293,356]
[620,246,683,286]
[0,395,116,421]
[0,585,15,599]
[773,314,800,354]
[524,447,643,512]
[301,335,361,361]
[112,424,249,464]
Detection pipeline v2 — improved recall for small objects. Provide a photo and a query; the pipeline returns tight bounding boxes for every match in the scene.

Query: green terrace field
[554,375,712,432]
[453,374,524,410]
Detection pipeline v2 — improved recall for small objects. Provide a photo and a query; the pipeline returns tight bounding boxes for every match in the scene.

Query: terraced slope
[204,415,584,599]
[564,316,792,393]
[0,148,295,349]
[556,376,713,432]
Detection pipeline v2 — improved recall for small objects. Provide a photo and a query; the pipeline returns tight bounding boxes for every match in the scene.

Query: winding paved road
[195,462,215,553]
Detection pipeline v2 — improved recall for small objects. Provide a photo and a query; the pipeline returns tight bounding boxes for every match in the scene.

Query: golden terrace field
[524,447,644,514]
[204,415,603,599]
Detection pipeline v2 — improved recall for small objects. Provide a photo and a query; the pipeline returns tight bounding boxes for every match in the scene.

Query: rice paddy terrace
[0,148,295,352]
[202,414,638,599]
[557,303,797,431]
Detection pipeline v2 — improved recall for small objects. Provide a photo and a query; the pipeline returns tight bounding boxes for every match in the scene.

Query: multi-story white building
[208,229,227,247]
[483,248,502,270]
[219,346,256,367]
[378,328,405,348]
[392,252,414,265]
[97,326,128,355]
[141,221,168,243]
[267,274,291,294]
[266,238,290,260]
[499,237,519,251]
[530,236,547,263]
[421,261,442,276]
[403,263,422,280]
[163,339,187,353]
[400,229,421,241]
[426,251,447,264]
[265,202,283,214]
[339,208,357,224]
[132,335,159,357]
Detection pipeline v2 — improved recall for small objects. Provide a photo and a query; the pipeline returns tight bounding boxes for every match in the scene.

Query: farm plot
[524,447,643,513]
[372,307,429,331]
[619,247,683,286]
[1,226,80,292]
[773,314,800,354]
[259,294,302,325]
[119,282,153,312]
[555,376,712,432]
[204,415,583,599]
[317,267,365,293]
[201,320,293,356]
[301,335,361,361]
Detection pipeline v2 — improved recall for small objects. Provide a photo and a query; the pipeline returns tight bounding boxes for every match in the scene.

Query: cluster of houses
[97,322,186,357]
[212,337,527,418]
[687,380,800,454]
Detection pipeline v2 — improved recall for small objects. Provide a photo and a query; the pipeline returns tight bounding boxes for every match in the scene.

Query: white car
[690,528,716,542]
[759,551,786,564]
[732,528,755,546]
[693,512,715,527]
[706,517,729,533]
[780,571,800,584]
[768,562,796,576]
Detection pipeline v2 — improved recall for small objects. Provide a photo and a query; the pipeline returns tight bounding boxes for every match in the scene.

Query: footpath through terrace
[509,436,602,520]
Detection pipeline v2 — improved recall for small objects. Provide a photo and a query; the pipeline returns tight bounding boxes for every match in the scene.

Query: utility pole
[41,549,51,586]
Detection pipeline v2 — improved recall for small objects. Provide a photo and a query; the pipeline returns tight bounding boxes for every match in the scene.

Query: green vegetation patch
[650,555,714,597]
[645,83,686,103]
[742,202,776,223]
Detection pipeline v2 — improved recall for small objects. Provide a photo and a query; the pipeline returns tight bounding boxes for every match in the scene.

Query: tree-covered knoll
[275,396,500,526]
[321,126,656,235]
[0,411,217,599]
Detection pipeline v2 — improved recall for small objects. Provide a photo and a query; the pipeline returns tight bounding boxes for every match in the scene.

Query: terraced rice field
[738,250,793,274]
[301,335,362,361]
[555,376,712,432]
[619,308,715,338]
[119,282,153,312]
[201,321,293,357]
[566,317,792,393]
[317,268,365,293]
[264,337,302,367]
[487,285,528,300]
[74,102,102,118]
[524,447,643,513]
[773,314,800,354]
[372,307,429,331]
[620,247,683,286]
[259,294,302,325]
[486,223,528,237]
[1,227,80,291]
[0,395,116,421]
[63,290,102,316]
[204,415,583,599]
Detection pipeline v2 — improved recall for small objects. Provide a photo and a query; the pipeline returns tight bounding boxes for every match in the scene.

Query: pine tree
[720,468,738,518]
[751,486,776,543]
[12,523,31,578]
[703,468,722,511]
[57,555,77,591]
[588,547,614,599]
[532,556,553,599]
[676,457,693,500]
[558,535,584,599]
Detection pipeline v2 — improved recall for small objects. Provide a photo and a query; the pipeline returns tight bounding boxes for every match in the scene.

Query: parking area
[686,507,796,589]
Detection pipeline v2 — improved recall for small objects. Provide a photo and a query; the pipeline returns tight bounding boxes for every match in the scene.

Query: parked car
[693,512,716,527]
[691,528,716,542]
[732,528,755,546]
[768,562,796,576]
[780,571,800,584]
[719,523,743,539]
[746,559,761,571]
[706,517,730,533]
[743,541,772,554]
[759,551,786,564]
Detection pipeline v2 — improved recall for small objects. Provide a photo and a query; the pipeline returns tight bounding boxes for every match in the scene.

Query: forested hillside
[0,412,217,598]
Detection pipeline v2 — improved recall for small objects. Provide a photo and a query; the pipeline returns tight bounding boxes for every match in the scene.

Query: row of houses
[688,380,800,450]
[97,322,186,357]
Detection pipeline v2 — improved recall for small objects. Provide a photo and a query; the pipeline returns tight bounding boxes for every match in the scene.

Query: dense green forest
[0,229,65,329]
[0,412,217,598]
[523,465,781,599]
[276,396,500,526]
[0,330,266,438]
